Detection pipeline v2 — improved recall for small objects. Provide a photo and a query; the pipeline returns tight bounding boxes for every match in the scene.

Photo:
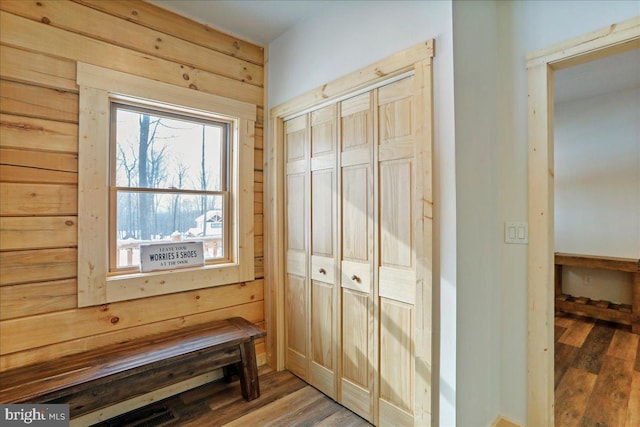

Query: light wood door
[339,92,376,422]
[281,67,433,427]
[284,115,309,379]
[309,105,339,398]
[377,76,417,426]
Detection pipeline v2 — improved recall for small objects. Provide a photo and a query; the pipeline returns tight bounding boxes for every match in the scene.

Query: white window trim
[77,62,255,307]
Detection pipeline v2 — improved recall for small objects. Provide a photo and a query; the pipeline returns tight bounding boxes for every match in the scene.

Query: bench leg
[222,364,237,383]
[237,338,260,401]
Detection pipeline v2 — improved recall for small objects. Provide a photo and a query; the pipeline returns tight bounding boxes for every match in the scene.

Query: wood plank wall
[0,0,265,370]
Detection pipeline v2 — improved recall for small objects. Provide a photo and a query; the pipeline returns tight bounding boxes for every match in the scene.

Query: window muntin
[109,102,231,272]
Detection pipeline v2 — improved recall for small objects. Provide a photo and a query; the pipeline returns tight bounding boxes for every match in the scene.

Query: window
[110,102,230,271]
[77,63,255,307]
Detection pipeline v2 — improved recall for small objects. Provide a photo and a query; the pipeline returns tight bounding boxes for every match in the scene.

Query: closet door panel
[309,104,338,399]
[341,287,373,421]
[310,279,334,396]
[342,93,372,151]
[378,77,414,145]
[285,115,309,380]
[311,255,335,283]
[340,91,375,422]
[379,299,414,412]
[377,76,416,426]
[341,260,372,294]
[342,289,370,386]
[311,106,336,156]
[286,273,308,378]
[286,115,307,161]
[287,173,306,252]
[311,170,334,257]
[380,160,413,270]
[342,165,370,262]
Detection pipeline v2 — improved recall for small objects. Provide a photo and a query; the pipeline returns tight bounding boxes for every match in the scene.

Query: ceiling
[150,1,639,103]
[149,0,334,45]
[554,48,640,104]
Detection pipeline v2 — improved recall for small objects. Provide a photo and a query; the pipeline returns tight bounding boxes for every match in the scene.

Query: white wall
[496,1,640,424]
[452,1,501,426]
[555,88,640,304]
[268,1,458,425]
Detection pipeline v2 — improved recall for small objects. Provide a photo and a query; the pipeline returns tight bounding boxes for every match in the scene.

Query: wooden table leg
[632,272,640,334]
[237,338,260,401]
[555,264,563,298]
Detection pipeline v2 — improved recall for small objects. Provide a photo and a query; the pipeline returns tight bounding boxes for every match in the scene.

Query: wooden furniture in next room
[554,253,640,333]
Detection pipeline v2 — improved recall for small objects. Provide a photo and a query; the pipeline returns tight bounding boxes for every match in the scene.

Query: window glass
[111,103,229,271]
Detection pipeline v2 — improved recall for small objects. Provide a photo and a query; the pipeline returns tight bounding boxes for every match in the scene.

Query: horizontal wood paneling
[0,114,78,154]
[0,166,77,185]
[1,183,77,216]
[0,79,78,123]
[0,148,78,173]
[0,248,77,286]
[0,279,264,355]
[0,0,265,379]
[1,299,264,371]
[0,216,77,251]
[73,0,264,65]
[0,45,77,92]
[0,11,262,106]
[0,279,77,320]
[0,0,263,87]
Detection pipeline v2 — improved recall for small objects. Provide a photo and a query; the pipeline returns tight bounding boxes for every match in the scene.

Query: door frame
[526,17,639,426]
[265,40,435,422]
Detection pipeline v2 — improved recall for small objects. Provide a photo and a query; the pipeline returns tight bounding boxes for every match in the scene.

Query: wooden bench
[555,253,640,333]
[0,317,266,423]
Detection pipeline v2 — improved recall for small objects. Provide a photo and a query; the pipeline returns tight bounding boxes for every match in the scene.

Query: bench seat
[0,317,265,421]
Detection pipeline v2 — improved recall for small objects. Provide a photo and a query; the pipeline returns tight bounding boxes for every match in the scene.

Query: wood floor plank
[177,370,308,427]
[572,321,617,375]
[554,367,598,427]
[556,324,567,343]
[625,371,640,427]
[580,416,608,427]
[635,336,640,372]
[555,342,579,390]
[559,317,595,347]
[314,409,372,427]
[88,369,375,427]
[555,313,577,328]
[584,356,634,425]
[250,391,341,427]
[608,329,640,362]
[222,386,323,427]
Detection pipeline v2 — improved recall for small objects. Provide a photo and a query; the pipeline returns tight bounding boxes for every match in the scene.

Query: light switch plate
[505,221,528,244]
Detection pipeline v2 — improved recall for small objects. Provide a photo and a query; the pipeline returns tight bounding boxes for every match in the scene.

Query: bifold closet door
[284,115,309,380]
[309,105,338,399]
[339,92,376,422]
[377,76,417,426]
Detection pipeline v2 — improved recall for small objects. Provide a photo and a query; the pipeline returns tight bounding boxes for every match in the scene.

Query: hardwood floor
[93,369,372,427]
[555,312,640,426]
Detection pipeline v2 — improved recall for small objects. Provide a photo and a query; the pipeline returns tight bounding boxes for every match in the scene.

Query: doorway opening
[526,18,639,426]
